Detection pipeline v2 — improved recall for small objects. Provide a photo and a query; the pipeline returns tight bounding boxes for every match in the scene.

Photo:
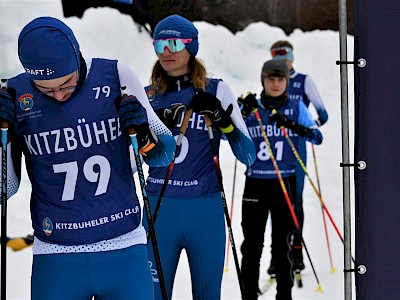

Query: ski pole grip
[180,109,193,135]
[120,87,137,136]
[205,115,212,127]
[0,79,9,129]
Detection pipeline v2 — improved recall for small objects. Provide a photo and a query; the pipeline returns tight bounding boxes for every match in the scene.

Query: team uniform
[6,59,174,299]
[287,70,328,254]
[240,93,320,300]
[144,75,256,299]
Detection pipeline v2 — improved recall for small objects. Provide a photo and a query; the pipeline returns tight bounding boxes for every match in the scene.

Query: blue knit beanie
[18,17,80,80]
[153,14,199,57]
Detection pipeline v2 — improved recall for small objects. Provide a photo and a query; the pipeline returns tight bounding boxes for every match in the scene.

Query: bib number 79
[53,155,111,201]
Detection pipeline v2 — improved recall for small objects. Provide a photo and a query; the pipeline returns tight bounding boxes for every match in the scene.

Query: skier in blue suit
[268,40,329,273]
[0,16,175,300]
[238,59,323,300]
[144,14,256,300]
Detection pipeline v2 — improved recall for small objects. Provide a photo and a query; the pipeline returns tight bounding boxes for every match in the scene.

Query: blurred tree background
[61,0,354,36]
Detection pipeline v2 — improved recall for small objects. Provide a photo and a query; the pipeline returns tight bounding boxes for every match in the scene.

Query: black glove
[303,128,323,145]
[237,93,258,119]
[268,111,307,135]
[0,87,16,124]
[155,103,186,129]
[115,95,157,153]
[189,89,233,130]
[269,111,323,144]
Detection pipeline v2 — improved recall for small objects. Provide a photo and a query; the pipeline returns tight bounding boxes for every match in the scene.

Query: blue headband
[271,47,294,62]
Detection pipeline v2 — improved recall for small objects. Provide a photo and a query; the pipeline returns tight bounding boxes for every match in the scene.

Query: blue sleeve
[224,127,256,166]
[142,134,176,167]
[316,108,328,126]
[297,102,323,145]
[298,101,317,128]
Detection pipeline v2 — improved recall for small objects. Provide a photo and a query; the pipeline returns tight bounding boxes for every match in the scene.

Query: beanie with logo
[18,16,80,80]
[153,14,199,57]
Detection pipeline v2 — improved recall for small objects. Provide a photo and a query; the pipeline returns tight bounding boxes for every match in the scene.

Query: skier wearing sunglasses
[144,14,256,300]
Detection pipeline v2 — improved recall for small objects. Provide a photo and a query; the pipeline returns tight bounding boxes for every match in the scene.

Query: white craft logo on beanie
[18,16,80,80]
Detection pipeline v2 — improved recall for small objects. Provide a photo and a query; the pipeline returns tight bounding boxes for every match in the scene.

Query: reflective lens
[271,47,292,57]
[153,38,193,54]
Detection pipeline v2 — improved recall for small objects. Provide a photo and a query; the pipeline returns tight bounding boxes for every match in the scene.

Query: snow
[0,0,355,299]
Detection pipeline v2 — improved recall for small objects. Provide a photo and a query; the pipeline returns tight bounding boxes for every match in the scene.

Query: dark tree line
[61,0,354,37]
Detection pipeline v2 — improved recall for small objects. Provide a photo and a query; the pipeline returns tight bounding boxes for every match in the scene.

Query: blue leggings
[31,244,154,300]
[145,194,226,300]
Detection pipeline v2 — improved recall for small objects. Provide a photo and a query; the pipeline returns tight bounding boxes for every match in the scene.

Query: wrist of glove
[134,123,158,154]
[155,103,186,129]
[0,87,16,124]
[302,128,323,145]
[238,93,258,119]
[115,95,157,154]
[189,89,234,132]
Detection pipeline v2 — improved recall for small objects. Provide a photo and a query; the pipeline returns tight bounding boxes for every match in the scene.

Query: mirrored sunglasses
[271,47,292,57]
[153,38,193,54]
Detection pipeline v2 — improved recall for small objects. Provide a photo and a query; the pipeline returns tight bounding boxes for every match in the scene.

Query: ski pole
[253,108,323,292]
[151,109,193,227]
[311,144,336,273]
[1,79,9,300]
[120,87,168,300]
[273,111,345,240]
[224,157,238,272]
[273,109,355,265]
[204,116,246,299]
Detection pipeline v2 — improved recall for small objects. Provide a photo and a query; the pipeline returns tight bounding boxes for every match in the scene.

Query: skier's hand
[269,111,323,145]
[303,128,323,145]
[0,86,16,124]
[189,89,234,133]
[115,95,157,154]
[237,93,258,119]
[155,103,186,129]
[268,111,292,128]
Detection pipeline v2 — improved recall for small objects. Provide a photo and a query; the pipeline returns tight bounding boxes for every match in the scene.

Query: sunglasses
[271,48,292,57]
[38,85,77,95]
[35,71,78,95]
[153,38,193,54]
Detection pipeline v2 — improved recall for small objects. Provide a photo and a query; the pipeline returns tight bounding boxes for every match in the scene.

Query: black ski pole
[224,157,238,272]
[151,109,193,227]
[204,116,246,299]
[1,79,9,300]
[120,87,168,300]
